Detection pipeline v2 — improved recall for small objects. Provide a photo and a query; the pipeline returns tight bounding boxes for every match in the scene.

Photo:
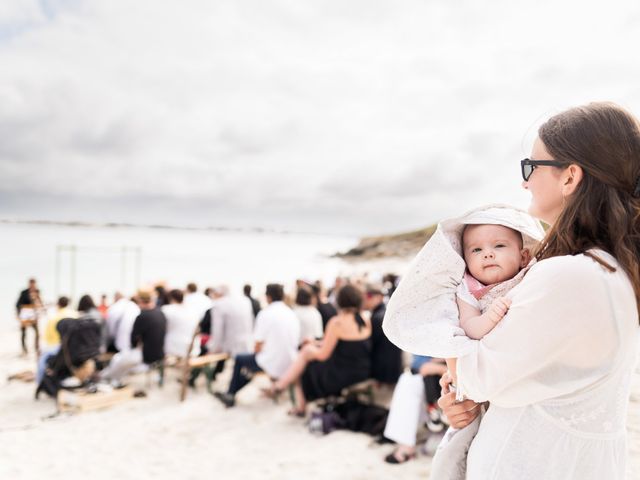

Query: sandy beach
[0,329,638,480]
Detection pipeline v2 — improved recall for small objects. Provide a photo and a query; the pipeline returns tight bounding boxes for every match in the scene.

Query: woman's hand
[300,343,320,361]
[440,370,454,395]
[438,372,481,428]
[438,392,481,428]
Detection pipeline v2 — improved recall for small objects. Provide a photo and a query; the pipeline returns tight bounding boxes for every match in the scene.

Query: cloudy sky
[1,0,639,236]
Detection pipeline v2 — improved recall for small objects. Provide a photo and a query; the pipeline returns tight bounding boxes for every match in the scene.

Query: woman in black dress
[264,284,372,416]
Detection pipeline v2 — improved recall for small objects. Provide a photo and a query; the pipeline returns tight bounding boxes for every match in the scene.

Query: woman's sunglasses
[520,158,565,181]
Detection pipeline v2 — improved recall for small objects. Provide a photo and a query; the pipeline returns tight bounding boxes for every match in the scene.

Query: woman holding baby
[384,102,640,479]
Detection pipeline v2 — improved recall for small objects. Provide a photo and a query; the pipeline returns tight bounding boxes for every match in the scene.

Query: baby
[456,223,531,340]
[445,223,532,395]
[432,223,534,479]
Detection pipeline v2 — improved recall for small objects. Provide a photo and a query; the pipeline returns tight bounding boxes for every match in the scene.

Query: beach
[1,331,639,479]
[1,222,640,479]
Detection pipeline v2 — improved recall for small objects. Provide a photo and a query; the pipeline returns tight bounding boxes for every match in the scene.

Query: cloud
[0,0,639,234]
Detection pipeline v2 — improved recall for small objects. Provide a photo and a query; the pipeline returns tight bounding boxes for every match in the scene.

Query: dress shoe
[214,391,235,408]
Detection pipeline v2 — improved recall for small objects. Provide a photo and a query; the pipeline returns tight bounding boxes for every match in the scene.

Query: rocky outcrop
[335,224,437,260]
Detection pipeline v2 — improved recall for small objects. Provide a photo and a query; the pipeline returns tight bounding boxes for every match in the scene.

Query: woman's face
[522,138,566,225]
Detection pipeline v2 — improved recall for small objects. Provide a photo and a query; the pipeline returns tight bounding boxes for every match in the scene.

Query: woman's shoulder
[529,251,616,279]
[519,252,623,307]
[329,312,370,335]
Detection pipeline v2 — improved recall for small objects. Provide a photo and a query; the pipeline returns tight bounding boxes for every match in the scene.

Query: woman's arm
[419,358,448,377]
[458,296,511,340]
[309,316,340,362]
[456,255,624,407]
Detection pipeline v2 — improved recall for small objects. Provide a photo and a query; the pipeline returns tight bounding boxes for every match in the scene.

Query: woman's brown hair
[535,102,640,321]
[336,284,366,330]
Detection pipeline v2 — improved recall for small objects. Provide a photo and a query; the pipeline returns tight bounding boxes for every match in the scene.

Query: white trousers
[101,348,145,382]
[383,371,426,446]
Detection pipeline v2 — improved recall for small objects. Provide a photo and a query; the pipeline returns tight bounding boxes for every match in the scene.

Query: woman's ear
[520,248,531,267]
[561,164,584,197]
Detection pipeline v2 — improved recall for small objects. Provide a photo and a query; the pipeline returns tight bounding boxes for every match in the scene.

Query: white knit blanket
[382,204,545,358]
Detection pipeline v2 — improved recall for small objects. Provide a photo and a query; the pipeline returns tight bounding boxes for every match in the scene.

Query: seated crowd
[25,276,446,465]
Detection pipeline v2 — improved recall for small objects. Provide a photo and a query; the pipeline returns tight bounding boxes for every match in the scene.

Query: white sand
[0,330,639,480]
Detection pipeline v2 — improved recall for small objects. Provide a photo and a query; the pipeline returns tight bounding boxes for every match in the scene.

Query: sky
[1,0,640,236]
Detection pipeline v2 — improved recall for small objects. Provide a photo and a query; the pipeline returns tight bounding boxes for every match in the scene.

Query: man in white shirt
[208,285,254,356]
[293,287,323,345]
[162,289,200,357]
[106,293,141,353]
[214,283,300,408]
[183,282,212,325]
[196,285,255,383]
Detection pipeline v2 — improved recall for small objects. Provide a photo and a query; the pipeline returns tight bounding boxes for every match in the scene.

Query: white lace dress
[456,251,639,479]
[387,249,639,478]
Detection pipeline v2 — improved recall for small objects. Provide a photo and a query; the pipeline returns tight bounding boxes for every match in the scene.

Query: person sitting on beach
[262,284,372,417]
[293,287,323,346]
[311,282,337,331]
[100,289,166,384]
[214,283,299,408]
[243,284,261,321]
[36,296,77,385]
[43,296,76,350]
[365,284,403,385]
[161,288,199,357]
[205,285,254,382]
[105,292,141,353]
[77,294,105,352]
[183,282,213,325]
[382,355,448,464]
[154,284,170,308]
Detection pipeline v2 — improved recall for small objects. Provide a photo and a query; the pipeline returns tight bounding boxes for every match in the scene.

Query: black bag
[333,399,389,436]
[308,410,346,435]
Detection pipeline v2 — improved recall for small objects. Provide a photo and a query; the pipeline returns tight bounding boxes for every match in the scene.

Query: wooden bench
[57,386,134,413]
[177,326,230,401]
[313,379,378,409]
[341,378,377,404]
[177,352,229,401]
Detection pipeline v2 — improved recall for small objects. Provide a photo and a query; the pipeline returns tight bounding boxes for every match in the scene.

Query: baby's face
[462,224,529,285]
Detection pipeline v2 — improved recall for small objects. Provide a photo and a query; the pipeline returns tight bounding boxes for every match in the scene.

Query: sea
[0,222,400,332]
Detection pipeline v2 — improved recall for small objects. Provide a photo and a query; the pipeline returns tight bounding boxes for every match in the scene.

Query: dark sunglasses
[520,158,565,181]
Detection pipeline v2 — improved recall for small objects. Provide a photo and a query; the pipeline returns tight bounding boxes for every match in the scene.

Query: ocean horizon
[1,222,404,332]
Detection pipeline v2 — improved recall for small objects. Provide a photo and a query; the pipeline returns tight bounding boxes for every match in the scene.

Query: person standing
[386,102,640,479]
[16,278,42,354]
